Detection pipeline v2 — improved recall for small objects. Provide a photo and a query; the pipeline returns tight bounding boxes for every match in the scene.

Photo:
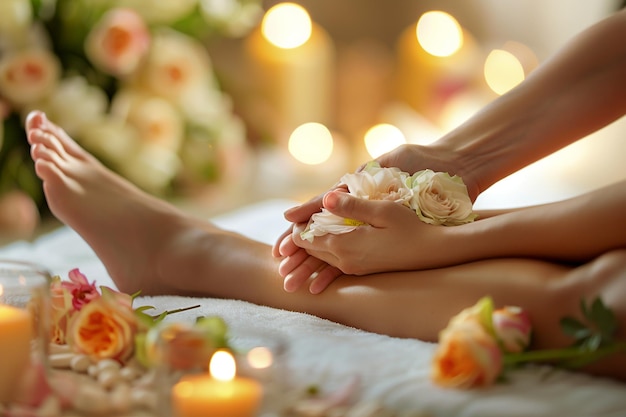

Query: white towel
[2,199,626,417]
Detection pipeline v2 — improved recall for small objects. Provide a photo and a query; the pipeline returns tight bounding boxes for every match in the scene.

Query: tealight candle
[0,294,33,403]
[172,350,262,417]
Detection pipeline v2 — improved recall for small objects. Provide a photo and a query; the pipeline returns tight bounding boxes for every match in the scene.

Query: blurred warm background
[1,0,624,243]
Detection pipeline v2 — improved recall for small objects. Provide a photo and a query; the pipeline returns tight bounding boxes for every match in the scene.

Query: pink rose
[0,48,60,107]
[85,8,150,77]
[61,268,100,311]
[492,306,532,353]
[431,320,503,389]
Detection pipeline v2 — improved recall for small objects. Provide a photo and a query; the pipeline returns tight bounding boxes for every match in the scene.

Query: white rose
[342,161,413,204]
[199,0,262,37]
[79,117,140,165]
[25,76,108,137]
[0,0,32,38]
[110,88,184,152]
[84,8,151,77]
[0,48,60,107]
[409,170,476,226]
[301,162,413,241]
[118,143,180,193]
[118,0,197,25]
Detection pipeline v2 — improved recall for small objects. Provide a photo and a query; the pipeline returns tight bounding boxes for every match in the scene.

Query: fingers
[283,194,324,224]
[283,182,348,223]
[308,265,343,294]
[322,191,392,228]
[272,227,293,257]
[282,254,328,293]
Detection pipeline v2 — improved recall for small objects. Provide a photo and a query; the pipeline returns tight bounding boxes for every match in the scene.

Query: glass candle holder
[0,260,51,405]
[154,323,287,417]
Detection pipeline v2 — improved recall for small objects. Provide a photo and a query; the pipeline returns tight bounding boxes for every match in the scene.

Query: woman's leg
[26,111,626,379]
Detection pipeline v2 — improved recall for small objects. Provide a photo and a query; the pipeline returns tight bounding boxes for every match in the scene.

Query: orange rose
[67,294,138,362]
[431,320,503,389]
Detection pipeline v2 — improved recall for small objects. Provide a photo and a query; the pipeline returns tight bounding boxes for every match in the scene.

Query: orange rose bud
[431,321,503,389]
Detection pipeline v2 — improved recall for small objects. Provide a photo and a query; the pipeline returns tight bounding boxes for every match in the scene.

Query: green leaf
[560,317,589,341]
[589,297,618,342]
[195,316,230,349]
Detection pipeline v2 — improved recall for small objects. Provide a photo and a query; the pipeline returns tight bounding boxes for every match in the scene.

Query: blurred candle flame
[288,122,334,165]
[209,350,236,382]
[262,2,312,49]
[416,11,463,57]
[247,347,273,369]
[484,49,525,95]
[364,123,406,158]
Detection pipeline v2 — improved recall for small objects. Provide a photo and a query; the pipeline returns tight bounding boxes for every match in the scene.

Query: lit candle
[394,10,481,122]
[0,287,33,403]
[245,2,334,144]
[172,350,262,417]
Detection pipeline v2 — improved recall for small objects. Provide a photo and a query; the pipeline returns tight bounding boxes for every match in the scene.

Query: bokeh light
[416,11,463,57]
[288,122,334,165]
[364,123,406,158]
[262,2,312,49]
[484,49,525,95]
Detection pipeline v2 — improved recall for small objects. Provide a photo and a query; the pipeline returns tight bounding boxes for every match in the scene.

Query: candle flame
[210,350,236,382]
[262,2,312,49]
[0,284,3,297]
[416,11,463,57]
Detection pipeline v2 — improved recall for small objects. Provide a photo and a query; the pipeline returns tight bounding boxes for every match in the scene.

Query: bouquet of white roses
[301,161,477,241]
[0,0,262,234]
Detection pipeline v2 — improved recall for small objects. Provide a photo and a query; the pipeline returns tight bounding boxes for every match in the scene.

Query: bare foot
[25,111,217,295]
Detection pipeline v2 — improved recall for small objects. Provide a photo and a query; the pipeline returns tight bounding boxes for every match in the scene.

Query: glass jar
[0,260,51,405]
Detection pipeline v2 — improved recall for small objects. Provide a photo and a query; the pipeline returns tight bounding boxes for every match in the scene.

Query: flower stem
[504,342,626,368]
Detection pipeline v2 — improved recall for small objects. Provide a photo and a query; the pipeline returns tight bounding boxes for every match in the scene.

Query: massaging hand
[278,189,459,294]
[272,143,478,294]
[272,144,476,249]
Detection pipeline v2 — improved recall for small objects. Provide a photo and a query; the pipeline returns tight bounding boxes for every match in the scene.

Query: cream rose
[300,162,413,241]
[119,0,198,25]
[0,0,32,38]
[132,29,214,104]
[79,116,140,164]
[409,169,476,226]
[85,8,151,77]
[0,48,60,107]
[110,88,184,152]
[27,76,108,137]
[118,143,181,193]
[67,296,138,362]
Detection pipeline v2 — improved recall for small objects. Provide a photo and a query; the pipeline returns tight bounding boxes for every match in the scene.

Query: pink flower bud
[492,306,532,353]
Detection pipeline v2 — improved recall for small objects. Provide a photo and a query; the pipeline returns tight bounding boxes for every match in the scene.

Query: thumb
[322,191,392,228]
